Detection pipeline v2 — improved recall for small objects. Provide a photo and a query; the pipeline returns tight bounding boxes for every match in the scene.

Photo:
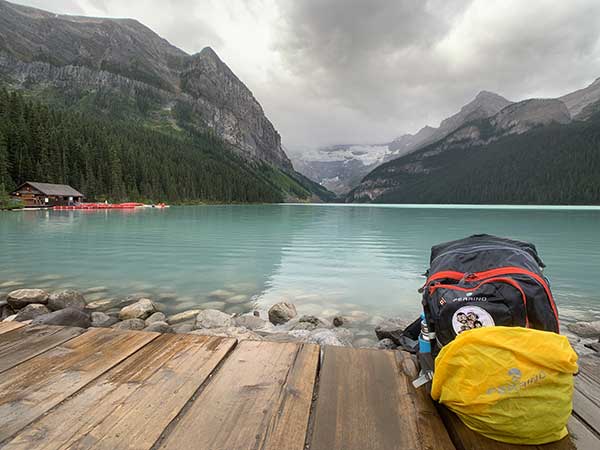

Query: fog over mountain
[13,0,600,153]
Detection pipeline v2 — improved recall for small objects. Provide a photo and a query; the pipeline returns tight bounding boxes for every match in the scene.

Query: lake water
[1,204,599,328]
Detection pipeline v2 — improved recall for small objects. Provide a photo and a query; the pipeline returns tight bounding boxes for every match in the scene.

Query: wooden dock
[0,321,598,450]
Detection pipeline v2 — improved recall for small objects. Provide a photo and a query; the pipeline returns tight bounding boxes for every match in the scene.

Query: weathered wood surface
[310,346,454,450]
[0,327,158,443]
[0,324,85,373]
[3,333,235,450]
[157,340,319,450]
[0,324,597,450]
[0,321,26,335]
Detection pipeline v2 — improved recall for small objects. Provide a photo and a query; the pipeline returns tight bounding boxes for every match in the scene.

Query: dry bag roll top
[431,326,578,445]
[422,234,559,352]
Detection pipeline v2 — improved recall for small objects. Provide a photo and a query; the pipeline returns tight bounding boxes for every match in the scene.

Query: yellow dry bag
[431,326,578,444]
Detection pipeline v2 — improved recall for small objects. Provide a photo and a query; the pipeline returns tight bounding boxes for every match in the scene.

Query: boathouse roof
[12,182,84,197]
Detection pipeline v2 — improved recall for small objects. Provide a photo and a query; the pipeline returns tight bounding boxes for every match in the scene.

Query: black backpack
[422,234,559,354]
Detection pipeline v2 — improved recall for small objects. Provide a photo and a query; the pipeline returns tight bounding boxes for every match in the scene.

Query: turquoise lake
[1,204,599,326]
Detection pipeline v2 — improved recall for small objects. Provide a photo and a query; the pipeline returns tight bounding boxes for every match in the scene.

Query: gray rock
[375,318,409,344]
[195,309,234,329]
[85,298,120,312]
[119,298,156,320]
[332,327,354,346]
[189,326,261,341]
[268,302,297,325]
[332,316,346,327]
[145,312,166,326]
[171,322,196,334]
[167,309,202,324]
[0,303,15,321]
[376,338,398,350]
[112,318,146,330]
[90,311,119,328]
[304,329,343,347]
[289,321,319,331]
[234,315,271,331]
[567,321,600,338]
[144,321,174,333]
[353,338,377,348]
[15,303,50,321]
[48,289,86,311]
[32,308,91,328]
[7,289,49,309]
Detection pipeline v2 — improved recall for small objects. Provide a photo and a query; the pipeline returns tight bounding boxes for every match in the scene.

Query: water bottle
[418,312,431,353]
[413,313,434,389]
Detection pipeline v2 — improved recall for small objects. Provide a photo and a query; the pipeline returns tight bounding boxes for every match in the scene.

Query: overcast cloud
[14,0,600,153]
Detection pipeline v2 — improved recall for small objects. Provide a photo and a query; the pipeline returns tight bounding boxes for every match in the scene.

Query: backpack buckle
[412,370,434,389]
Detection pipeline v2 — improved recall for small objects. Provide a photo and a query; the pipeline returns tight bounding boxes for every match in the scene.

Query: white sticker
[452,305,495,335]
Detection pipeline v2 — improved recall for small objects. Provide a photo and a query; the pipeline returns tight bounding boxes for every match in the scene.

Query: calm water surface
[1,204,599,325]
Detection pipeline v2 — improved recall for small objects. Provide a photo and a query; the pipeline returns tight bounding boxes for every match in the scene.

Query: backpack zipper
[426,266,559,331]
[429,276,529,328]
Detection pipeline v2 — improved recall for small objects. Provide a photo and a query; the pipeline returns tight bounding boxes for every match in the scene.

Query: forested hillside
[0,88,329,203]
[348,112,600,205]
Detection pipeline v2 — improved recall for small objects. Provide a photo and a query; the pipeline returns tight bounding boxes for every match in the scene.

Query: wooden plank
[4,333,236,450]
[573,388,600,435]
[0,321,26,335]
[566,414,600,450]
[0,325,85,373]
[157,341,319,450]
[0,327,158,443]
[310,347,455,450]
[261,343,320,450]
[578,354,600,386]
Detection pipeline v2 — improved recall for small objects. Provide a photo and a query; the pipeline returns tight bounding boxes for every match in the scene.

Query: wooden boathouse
[10,182,84,207]
[0,322,598,450]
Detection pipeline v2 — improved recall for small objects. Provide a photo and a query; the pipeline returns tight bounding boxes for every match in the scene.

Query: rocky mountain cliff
[294,91,512,194]
[346,90,600,203]
[0,0,293,171]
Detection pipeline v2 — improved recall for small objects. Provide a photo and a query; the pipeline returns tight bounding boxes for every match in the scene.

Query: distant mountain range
[295,79,600,202]
[0,0,334,202]
[346,78,600,204]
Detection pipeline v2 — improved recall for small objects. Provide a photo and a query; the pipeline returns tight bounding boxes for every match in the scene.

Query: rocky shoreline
[0,288,410,349]
[2,288,599,353]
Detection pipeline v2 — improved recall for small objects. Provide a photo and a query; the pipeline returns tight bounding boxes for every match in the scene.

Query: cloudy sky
[14,0,600,153]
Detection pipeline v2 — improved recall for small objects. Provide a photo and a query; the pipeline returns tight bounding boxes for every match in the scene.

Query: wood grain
[0,321,26,335]
[310,347,454,450]
[158,340,319,450]
[0,327,158,444]
[3,333,235,450]
[0,325,85,373]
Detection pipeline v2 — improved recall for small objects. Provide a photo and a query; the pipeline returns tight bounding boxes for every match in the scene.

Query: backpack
[431,326,578,444]
[422,234,559,353]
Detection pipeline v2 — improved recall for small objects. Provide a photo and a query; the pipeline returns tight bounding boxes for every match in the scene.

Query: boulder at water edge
[32,307,91,328]
[90,311,119,328]
[112,318,146,330]
[268,302,297,325]
[195,309,234,329]
[48,289,86,311]
[190,326,261,341]
[144,321,174,333]
[167,309,202,324]
[375,318,409,345]
[15,303,50,321]
[567,321,600,338]
[145,312,166,326]
[7,289,49,309]
[234,314,272,331]
[118,298,156,320]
